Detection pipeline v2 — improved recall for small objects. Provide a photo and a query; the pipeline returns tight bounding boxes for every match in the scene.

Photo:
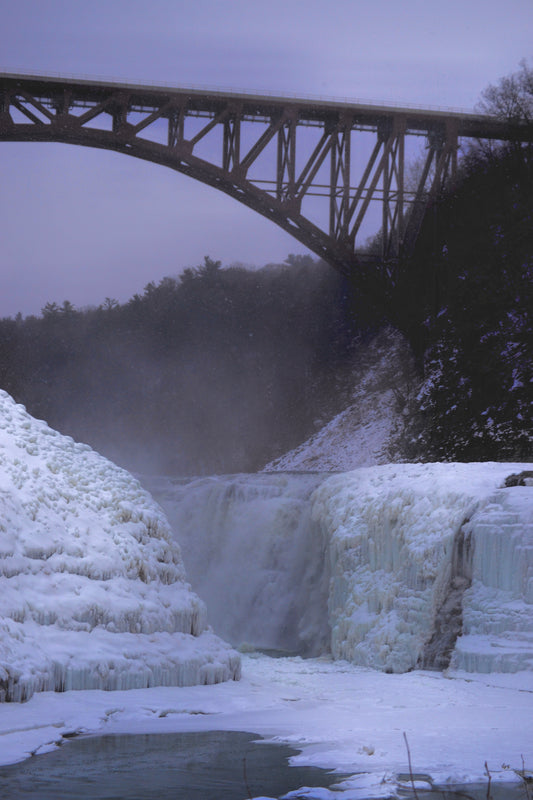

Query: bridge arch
[1,73,529,284]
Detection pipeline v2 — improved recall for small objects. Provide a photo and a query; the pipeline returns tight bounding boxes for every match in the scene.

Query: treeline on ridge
[0,255,369,475]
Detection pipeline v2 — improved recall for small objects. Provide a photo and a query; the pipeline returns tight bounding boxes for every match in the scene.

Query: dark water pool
[0,730,342,800]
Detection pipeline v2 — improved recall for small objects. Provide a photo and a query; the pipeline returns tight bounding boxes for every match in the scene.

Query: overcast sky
[0,0,531,317]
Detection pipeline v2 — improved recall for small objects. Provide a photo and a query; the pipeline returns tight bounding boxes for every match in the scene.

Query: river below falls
[0,729,528,800]
[0,730,341,800]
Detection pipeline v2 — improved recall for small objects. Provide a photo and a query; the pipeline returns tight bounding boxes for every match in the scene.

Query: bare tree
[477,59,533,123]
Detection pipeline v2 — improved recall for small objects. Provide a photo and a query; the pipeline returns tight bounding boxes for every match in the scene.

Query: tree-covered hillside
[0,256,371,474]
[396,65,533,460]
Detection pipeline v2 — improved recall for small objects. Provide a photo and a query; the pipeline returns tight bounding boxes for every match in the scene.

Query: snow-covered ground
[0,654,532,798]
[1,385,532,798]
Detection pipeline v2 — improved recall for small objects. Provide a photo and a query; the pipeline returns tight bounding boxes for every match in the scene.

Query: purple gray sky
[0,0,531,317]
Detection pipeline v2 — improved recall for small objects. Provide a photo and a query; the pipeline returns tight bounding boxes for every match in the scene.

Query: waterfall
[145,463,533,674]
[145,473,332,656]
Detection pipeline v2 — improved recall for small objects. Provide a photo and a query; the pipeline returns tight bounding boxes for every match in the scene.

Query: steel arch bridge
[1,72,531,281]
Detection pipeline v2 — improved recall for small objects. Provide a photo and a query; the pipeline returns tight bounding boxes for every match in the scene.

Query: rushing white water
[144,473,332,656]
[147,463,533,674]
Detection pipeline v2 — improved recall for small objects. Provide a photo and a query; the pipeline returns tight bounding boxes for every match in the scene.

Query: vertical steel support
[382,117,406,260]
[52,88,72,116]
[0,89,10,116]
[348,118,396,248]
[223,114,241,171]
[382,131,390,258]
[168,105,185,148]
[276,117,296,202]
[329,120,351,239]
[402,121,458,257]
[111,93,130,134]
[0,89,12,130]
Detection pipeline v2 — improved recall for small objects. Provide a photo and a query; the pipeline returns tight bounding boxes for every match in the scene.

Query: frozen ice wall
[148,463,533,674]
[0,391,240,702]
[313,463,533,673]
[452,484,533,672]
[145,473,331,655]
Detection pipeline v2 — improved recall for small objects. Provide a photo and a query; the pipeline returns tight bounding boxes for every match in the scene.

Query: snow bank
[0,390,240,701]
[312,462,533,672]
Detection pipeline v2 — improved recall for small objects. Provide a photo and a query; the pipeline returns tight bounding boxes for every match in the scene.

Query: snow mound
[264,328,417,472]
[0,390,240,701]
[312,462,533,673]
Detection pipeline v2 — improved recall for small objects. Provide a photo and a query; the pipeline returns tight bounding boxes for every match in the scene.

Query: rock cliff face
[0,390,240,702]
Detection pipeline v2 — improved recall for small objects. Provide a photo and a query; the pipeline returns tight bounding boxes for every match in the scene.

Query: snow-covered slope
[264,328,417,472]
[0,390,240,702]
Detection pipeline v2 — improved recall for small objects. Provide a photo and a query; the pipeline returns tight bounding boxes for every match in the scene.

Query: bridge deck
[1,71,532,141]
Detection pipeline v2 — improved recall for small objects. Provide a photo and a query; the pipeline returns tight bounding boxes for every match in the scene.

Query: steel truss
[1,73,530,280]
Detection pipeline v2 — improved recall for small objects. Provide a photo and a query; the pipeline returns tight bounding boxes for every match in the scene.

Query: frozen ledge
[0,626,241,702]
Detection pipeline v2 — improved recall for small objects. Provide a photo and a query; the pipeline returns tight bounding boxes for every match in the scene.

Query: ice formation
[313,462,533,672]
[149,463,533,674]
[0,390,240,702]
[452,485,533,672]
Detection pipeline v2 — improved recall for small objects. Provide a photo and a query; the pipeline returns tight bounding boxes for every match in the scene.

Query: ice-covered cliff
[0,391,240,702]
[452,483,533,672]
[149,463,533,674]
[313,463,533,673]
